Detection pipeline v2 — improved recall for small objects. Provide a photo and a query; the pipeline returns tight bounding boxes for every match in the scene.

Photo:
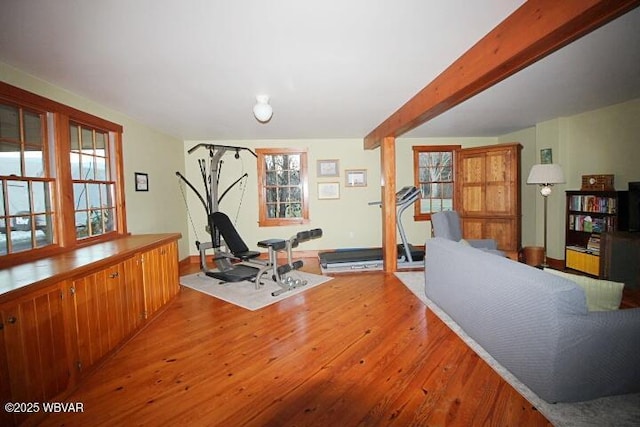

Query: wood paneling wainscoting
[0,234,181,426]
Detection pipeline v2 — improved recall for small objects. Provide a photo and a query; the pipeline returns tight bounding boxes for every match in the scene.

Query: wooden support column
[380,137,397,273]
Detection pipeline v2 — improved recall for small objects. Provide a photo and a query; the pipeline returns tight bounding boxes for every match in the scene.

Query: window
[70,123,116,239]
[256,148,309,226]
[412,145,460,221]
[0,82,125,267]
[0,103,54,255]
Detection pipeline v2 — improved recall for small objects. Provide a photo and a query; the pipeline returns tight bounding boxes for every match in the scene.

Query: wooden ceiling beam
[363,0,640,149]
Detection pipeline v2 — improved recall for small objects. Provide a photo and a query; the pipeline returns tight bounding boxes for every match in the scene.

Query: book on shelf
[569,194,617,214]
[587,235,601,252]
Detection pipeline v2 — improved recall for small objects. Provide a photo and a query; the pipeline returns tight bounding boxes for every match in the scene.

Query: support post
[381,137,397,273]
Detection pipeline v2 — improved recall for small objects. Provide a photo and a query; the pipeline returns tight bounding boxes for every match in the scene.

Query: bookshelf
[565,190,628,276]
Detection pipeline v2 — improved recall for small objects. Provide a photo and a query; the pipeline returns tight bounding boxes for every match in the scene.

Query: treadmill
[318,186,424,272]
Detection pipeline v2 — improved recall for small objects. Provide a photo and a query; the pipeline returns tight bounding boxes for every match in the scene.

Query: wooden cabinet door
[0,319,13,427]
[122,255,145,334]
[456,143,521,254]
[0,283,70,425]
[69,260,143,375]
[458,152,486,215]
[485,148,516,216]
[142,242,180,319]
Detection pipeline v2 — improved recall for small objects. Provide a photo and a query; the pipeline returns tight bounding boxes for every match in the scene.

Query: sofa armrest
[467,239,498,250]
[554,308,640,401]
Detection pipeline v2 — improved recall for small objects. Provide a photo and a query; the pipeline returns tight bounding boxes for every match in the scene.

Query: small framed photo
[318,182,340,200]
[345,169,367,187]
[317,159,340,177]
[540,148,553,164]
[135,172,149,191]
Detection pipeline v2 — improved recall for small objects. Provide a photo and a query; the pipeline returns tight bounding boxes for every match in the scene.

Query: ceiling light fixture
[253,95,273,123]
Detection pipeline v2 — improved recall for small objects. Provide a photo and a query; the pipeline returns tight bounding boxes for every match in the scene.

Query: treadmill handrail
[368,186,420,206]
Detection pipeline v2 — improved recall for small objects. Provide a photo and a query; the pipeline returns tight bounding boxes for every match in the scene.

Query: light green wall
[0,63,191,259]
[521,98,640,260]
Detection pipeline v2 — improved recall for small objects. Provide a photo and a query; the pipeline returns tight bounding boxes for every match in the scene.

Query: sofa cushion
[544,268,624,311]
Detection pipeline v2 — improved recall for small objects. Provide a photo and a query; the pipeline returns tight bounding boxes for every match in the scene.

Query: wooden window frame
[0,82,126,268]
[412,145,460,221]
[256,147,309,227]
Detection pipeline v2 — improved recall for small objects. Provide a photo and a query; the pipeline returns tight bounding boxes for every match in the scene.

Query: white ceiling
[1,1,639,141]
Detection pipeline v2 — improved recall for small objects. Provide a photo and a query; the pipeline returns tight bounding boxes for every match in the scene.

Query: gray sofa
[424,237,640,403]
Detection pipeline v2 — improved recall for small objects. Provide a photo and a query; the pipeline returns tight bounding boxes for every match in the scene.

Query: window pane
[23,111,42,145]
[441,165,453,181]
[81,127,93,153]
[88,183,101,208]
[70,152,81,179]
[287,155,300,169]
[95,156,106,180]
[32,181,51,213]
[278,187,290,201]
[0,141,21,176]
[266,171,277,185]
[100,184,114,208]
[34,214,53,247]
[278,170,289,185]
[95,131,106,150]
[267,204,276,218]
[105,208,115,232]
[292,186,302,200]
[420,199,432,214]
[74,182,87,210]
[0,185,4,216]
[81,154,94,180]
[10,228,33,253]
[0,104,20,140]
[90,209,104,235]
[70,124,80,150]
[290,170,300,185]
[266,188,277,203]
[443,183,454,198]
[287,203,301,218]
[75,211,88,238]
[24,146,44,177]
[7,180,29,215]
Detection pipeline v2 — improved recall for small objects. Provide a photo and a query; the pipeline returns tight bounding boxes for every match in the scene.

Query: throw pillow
[544,268,624,311]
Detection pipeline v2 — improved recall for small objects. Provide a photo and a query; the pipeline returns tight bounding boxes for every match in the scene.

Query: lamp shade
[253,95,273,122]
[526,164,565,185]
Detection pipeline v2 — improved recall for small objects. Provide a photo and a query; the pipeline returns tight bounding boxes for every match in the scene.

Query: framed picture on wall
[317,159,340,177]
[345,169,367,187]
[540,148,553,164]
[318,182,340,199]
[135,172,149,191]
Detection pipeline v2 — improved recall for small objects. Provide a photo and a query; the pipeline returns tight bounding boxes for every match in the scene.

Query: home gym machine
[317,185,424,272]
[176,143,322,296]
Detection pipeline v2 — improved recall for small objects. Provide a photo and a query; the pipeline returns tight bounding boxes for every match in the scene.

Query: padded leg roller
[272,260,306,296]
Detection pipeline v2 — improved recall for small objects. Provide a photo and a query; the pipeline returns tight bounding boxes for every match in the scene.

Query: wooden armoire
[455,143,522,259]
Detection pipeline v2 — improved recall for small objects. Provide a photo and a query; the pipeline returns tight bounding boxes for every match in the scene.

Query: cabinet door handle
[109,272,119,279]
[7,316,17,324]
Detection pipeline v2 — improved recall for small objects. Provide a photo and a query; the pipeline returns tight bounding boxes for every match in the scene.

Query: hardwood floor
[40,259,551,426]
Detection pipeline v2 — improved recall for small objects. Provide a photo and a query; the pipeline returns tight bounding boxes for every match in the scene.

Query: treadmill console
[396,186,420,203]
